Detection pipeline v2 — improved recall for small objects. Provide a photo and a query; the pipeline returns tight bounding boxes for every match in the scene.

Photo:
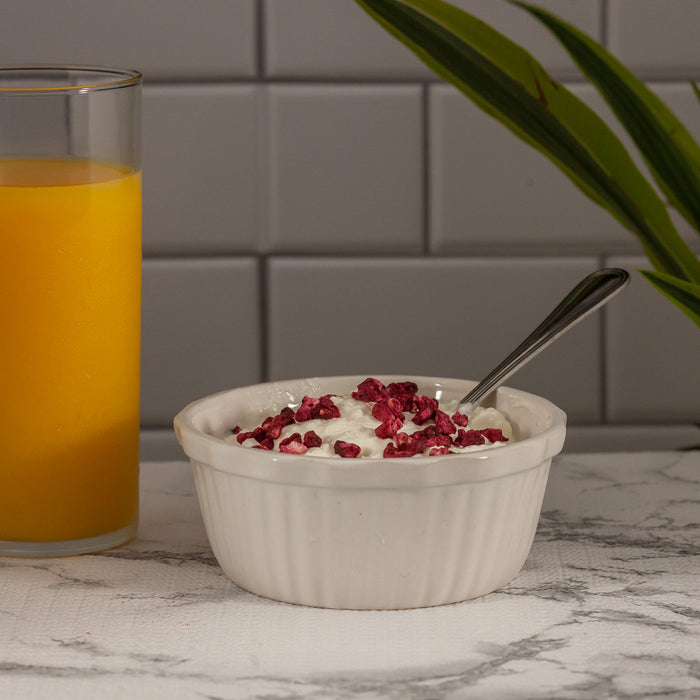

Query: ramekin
[174,375,566,609]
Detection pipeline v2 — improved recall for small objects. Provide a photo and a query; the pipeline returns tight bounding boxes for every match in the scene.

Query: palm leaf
[640,270,700,327]
[355,0,700,326]
[517,1,700,264]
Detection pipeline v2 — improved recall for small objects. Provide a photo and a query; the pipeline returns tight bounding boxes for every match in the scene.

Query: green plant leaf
[691,81,700,106]
[355,0,699,283]
[639,270,700,328]
[516,3,700,256]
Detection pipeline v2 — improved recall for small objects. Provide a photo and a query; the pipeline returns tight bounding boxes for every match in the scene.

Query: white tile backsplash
[429,83,634,254]
[265,0,432,79]
[141,259,261,426]
[268,257,601,422]
[608,0,700,78]
[3,0,698,455]
[267,85,423,253]
[0,0,257,79]
[448,0,603,79]
[143,85,262,255]
[605,256,700,423]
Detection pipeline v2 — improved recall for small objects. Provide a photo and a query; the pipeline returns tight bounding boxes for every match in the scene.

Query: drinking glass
[0,66,142,556]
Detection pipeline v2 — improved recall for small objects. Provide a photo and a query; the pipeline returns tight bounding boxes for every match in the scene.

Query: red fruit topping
[434,409,456,435]
[480,428,508,444]
[414,424,437,439]
[375,416,404,439]
[382,443,404,458]
[385,381,419,411]
[372,397,405,439]
[351,378,387,402]
[236,430,256,444]
[279,433,308,454]
[317,394,341,419]
[334,440,361,458]
[261,406,296,439]
[451,411,468,427]
[428,434,453,449]
[236,378,507,459]
[294,395,341,421]
[252,426,267,442]
[259,436,275,450]
[383,431,427,458]
[453,429,485,447]
[371,397,403,422]
[409,425,450,448]
[412,395,439,425]
[294,396,319,422]
[303,430,322,448]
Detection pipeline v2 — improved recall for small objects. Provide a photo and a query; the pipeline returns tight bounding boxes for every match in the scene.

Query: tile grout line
[258,255,270,383]
[141,75,608,87]
[422,82,430,255]
[600,0,609,49]
[599,253,609,424]
[255,0,266,79]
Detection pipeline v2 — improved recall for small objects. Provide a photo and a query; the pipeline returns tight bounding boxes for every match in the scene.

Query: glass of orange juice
[0,66,142,556]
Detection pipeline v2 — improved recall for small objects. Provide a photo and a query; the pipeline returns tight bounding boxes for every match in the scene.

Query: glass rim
[0,65,142,93]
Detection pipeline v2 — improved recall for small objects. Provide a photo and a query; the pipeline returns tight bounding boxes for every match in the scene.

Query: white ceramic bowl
[174,375,566,610]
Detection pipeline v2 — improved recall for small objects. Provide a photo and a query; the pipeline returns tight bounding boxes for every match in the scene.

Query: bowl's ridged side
[192,460,551,609]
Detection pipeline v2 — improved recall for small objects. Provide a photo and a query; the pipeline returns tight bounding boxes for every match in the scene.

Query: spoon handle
[456,268,630,415]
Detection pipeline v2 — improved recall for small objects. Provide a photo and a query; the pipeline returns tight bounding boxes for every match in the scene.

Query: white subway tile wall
[2,0,697,458]
[267,84,423,252]
[268,257,602,421]
[143,85,263,255]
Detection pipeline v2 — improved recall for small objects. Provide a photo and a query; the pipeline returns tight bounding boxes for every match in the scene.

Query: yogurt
[228,378,513,459]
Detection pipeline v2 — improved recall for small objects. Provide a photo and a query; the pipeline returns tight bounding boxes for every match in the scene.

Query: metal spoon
[456,268,630,416]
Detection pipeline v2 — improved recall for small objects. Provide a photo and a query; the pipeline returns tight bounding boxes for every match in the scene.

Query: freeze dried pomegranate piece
[372,397,403,422]
[385,381,418,411]
[334,440,361,458]
[434,409,456,436]
[384,431,427,458]
[316,394,341,419]
[451,411,468,427]
[351,378,387,402]
[236,430,256,444]
[429,446,451,456]
[303,430,322,448]
[375,416,403,439]
[372,397,405,439]
[262,406,296,439]
[410,425,450,448]
[406,434,428,455]
[414,424,437,439]
[412,395,439,425]
[252,427,268,442]
[232,425,241,435]
[428,434,453,449]
[453,429,485,447]
[258,435,275,450]
[279,432,308,454]
[480,428,508,444]
[293,395,339,421]
[294,396,319,422]
[382,443,406,458]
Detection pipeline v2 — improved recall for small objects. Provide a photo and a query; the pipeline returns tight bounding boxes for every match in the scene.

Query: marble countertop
[1,452,699,699]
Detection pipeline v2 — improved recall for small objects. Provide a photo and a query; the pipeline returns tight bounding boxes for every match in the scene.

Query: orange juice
[0,158,141,543]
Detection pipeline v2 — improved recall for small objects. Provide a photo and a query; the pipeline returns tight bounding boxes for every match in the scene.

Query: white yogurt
[229,394,513,458]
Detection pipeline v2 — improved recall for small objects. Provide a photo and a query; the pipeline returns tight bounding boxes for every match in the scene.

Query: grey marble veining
[1,453,698,700]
